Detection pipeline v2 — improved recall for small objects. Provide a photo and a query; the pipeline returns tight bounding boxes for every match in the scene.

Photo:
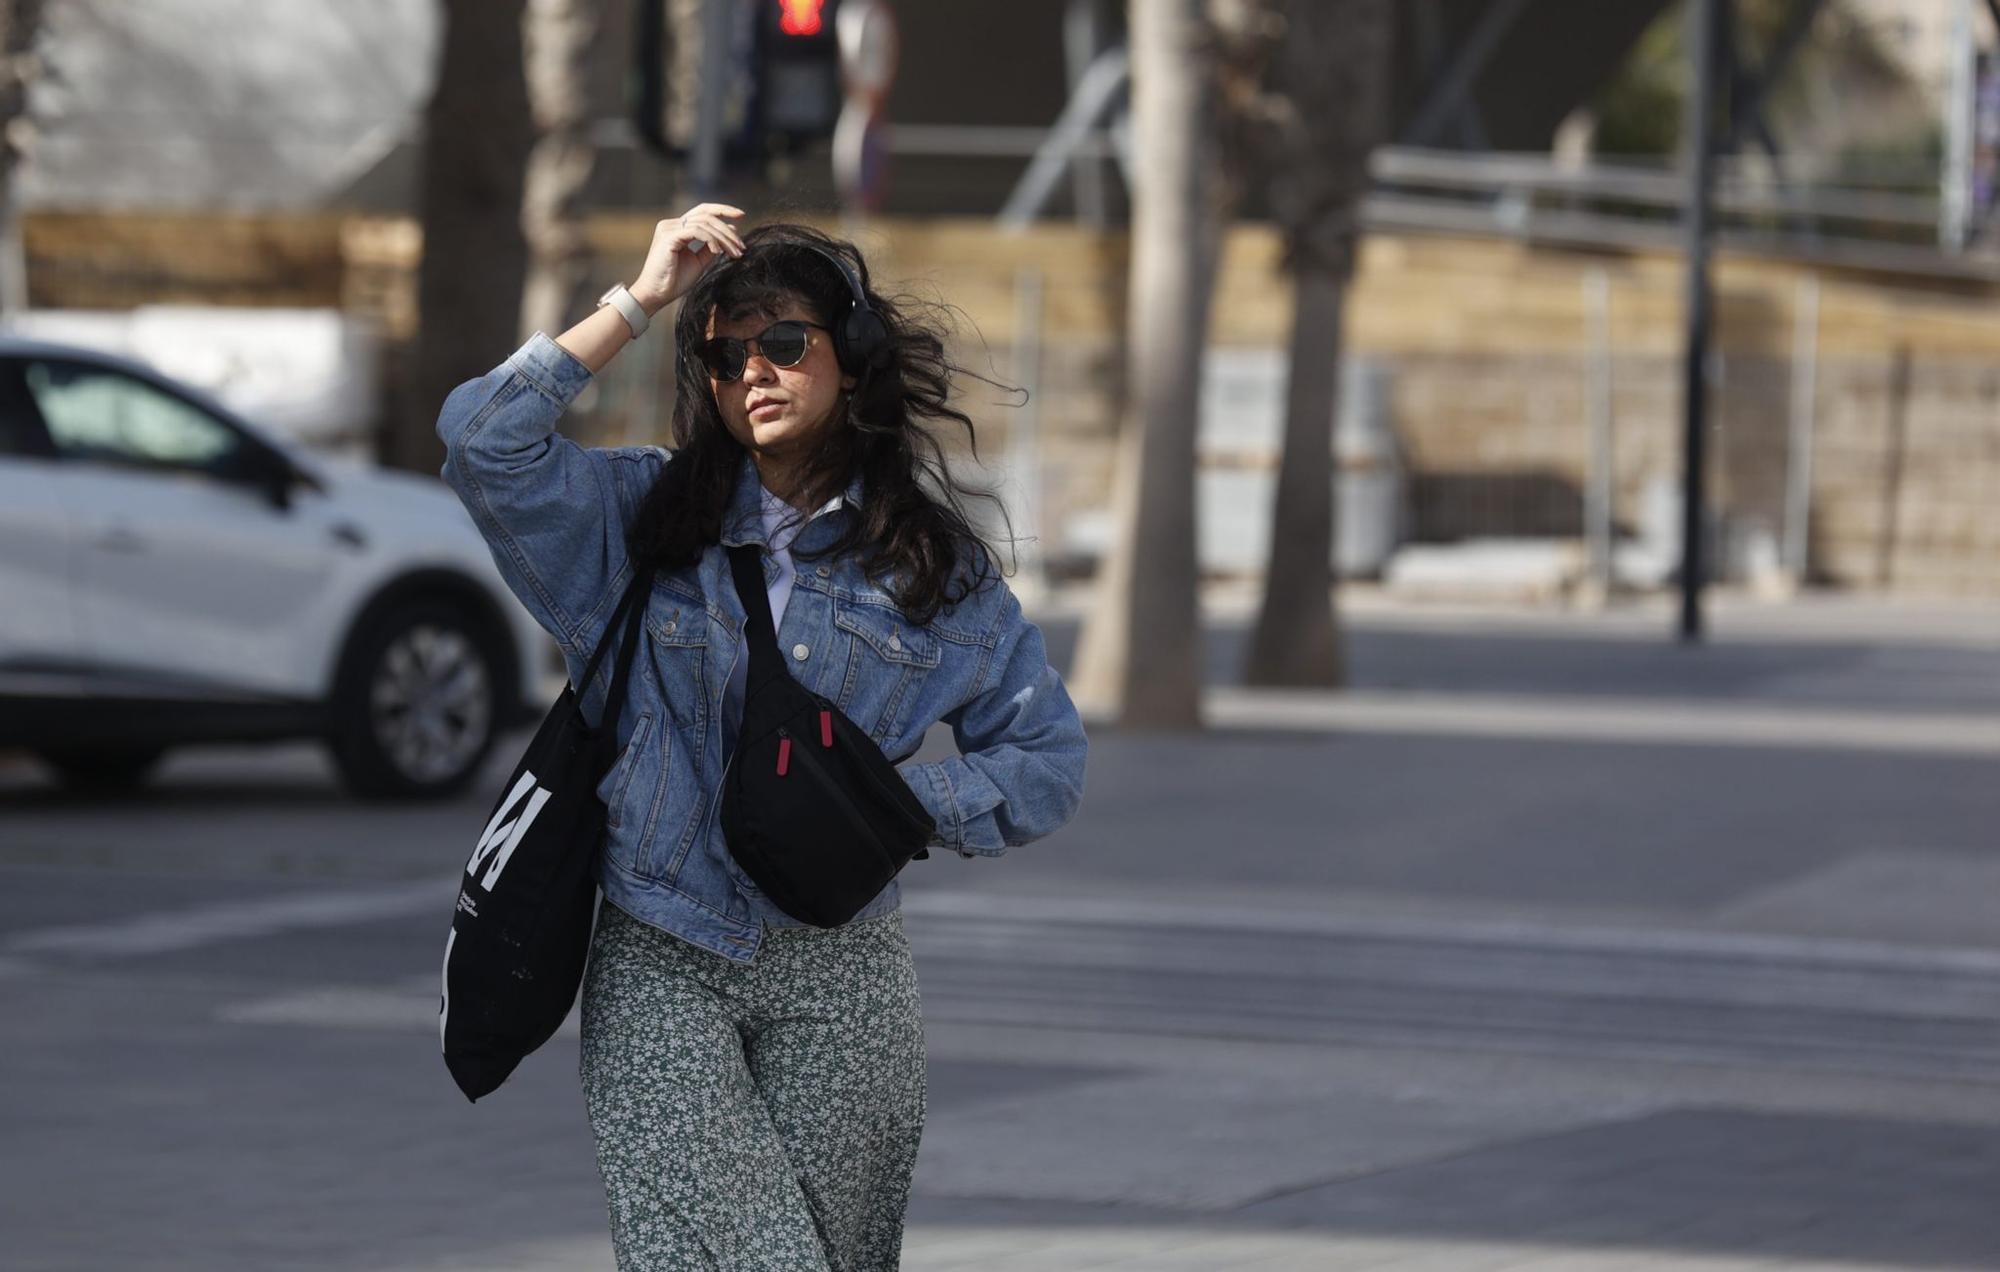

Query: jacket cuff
[506,332,593,407]
[899,757,1009,858]
[897,761,955,852]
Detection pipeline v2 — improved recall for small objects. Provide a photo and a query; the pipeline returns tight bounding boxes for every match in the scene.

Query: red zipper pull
[776,735,791,776]
[820,710,833,748]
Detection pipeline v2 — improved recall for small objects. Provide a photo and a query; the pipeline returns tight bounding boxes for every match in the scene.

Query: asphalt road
[4,601,1997,1270]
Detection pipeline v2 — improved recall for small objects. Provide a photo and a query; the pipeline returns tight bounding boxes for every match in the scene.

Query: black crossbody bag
[719,543,936,927]
[440,566,651,1102]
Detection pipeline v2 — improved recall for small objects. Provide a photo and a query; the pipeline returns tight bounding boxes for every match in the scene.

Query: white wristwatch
[596,283,650,339]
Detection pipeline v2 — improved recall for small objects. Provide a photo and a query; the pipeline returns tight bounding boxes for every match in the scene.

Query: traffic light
[758,0,844,146]
[630,0,846,164]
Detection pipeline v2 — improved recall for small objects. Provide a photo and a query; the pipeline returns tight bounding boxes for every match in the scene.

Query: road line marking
[900,889,2000,976]
[4,878,456,957]
[1204,687,2000,756]
[218,983,587,1039]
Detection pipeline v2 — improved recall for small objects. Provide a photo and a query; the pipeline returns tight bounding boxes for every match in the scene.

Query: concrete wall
[1320,234,2000,596]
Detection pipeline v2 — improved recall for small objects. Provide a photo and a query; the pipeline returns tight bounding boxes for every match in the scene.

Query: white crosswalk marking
[4,878,454,957]
[897,894,2000,1082]
[184,886,2000,1084]
[1205,686,2000,755]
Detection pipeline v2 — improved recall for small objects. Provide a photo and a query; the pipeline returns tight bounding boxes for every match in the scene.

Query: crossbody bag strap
[725,543,788,695]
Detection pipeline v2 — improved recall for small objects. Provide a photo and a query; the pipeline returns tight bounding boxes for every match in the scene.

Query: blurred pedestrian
[435,205,1087,1270]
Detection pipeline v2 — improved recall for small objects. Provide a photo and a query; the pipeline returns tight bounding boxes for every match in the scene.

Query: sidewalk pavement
[1032,580,2000,648]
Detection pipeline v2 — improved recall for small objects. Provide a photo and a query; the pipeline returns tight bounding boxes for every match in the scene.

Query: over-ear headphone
[791,242,892,376]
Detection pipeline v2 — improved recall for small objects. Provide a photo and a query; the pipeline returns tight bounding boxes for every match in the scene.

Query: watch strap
[598,284,649,339]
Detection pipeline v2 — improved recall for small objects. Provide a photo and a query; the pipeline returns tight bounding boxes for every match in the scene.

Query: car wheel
[33,744,168,792]
[329,600,503,800]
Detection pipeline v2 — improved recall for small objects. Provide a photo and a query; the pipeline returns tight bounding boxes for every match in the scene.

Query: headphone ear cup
[844,307,892,371]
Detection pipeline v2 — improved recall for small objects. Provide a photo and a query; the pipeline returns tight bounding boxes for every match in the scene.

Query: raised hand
[629,204,747,315]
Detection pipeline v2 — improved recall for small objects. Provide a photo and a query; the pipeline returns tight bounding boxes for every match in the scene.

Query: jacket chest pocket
[834,603,940,745]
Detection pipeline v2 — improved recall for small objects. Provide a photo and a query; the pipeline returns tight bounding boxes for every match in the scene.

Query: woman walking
[435,206,1088,1270]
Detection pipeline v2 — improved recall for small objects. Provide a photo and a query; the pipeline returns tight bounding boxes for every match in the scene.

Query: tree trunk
[0,0,44,316]
[519,0,606,344]
[1246,267,1344,685]
[1244,0,1393,689]
[388,0,533,476]
[1069,0,1221,729]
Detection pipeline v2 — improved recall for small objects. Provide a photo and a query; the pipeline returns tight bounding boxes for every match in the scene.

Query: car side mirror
[220,444,294,510]
[262,462,296,512]
[260,454,297,511]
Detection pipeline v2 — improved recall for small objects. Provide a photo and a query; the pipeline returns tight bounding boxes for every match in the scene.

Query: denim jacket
[437,333,1087,963]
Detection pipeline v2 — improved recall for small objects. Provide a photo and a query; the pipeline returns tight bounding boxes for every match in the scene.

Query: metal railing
[1364,147,1998,279]
[928,91,1996,276]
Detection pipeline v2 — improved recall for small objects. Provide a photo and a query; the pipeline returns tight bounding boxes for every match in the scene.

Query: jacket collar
[719,450,864,549]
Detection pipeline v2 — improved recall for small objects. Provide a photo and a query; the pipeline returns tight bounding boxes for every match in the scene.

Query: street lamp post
[1678,0,1722,643]
[689,0,737,198]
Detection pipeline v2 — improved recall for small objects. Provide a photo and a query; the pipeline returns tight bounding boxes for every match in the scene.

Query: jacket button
[662,619,676,634]
[792,643,810,661]
[815,565,830,578]
[889,632,902,651]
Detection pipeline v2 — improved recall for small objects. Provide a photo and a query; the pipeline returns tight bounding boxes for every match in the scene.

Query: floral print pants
[579,899,927,1271]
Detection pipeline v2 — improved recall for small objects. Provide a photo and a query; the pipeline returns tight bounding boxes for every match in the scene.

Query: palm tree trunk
[1246,267,1344,685]
[389,0,533,475]
[0,0,44,316]
[1244,0,1392,688]
[519,0,605,344]
[1069,0,1221,729]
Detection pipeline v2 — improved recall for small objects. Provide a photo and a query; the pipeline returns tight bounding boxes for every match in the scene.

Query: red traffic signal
[761,0,842,142]
[777,0,825,37]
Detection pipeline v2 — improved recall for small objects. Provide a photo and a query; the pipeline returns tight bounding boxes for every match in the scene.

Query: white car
[0,337,553,798]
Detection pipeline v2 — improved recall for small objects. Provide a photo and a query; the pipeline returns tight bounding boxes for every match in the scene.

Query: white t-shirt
[721,483,847,754]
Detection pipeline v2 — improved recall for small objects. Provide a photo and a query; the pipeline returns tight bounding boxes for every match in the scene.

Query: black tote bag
[440,567,651,1102]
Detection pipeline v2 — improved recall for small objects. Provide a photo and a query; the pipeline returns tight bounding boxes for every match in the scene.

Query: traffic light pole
[1678,0,1721,643]
[690,0,735,197]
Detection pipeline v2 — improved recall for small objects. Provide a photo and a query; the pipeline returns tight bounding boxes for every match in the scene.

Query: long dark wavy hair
[624,223,1016,627]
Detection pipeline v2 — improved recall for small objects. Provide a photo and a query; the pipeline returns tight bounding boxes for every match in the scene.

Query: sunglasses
[695,320,830,382]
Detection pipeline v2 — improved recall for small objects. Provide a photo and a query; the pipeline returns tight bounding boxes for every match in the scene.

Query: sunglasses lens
[699,339,745,381]
[699,323,814,380]
[760,323,810,366]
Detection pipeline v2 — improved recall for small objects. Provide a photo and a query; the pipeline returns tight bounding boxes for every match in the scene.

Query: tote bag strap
[724,543,789,695]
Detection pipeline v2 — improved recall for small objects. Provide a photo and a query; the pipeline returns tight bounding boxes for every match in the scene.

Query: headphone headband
[793,241,868,310]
